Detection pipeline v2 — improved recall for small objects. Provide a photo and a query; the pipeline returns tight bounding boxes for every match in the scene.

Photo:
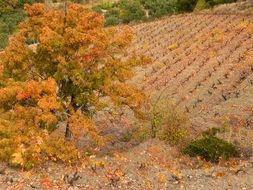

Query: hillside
[0,9,253,189]
[129,12,253,144]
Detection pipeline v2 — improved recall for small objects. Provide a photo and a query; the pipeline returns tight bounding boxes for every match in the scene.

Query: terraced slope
[129,13,253,140]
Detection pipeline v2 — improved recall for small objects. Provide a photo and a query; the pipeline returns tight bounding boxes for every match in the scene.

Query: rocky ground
[1,1,253,190]
[0,139,253,189]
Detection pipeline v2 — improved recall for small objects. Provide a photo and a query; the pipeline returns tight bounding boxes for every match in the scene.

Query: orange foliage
[0,3,150,168]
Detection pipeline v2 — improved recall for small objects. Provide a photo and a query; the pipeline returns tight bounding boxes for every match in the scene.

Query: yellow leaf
[239,22,248,29]
[22,171,33,179]
[157,173,166,183]
[215,172,226,178]
[10,152,24,167]
[168,43,178,50]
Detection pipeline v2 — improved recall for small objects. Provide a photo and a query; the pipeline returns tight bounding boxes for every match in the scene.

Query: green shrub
[195,0,210,10]
[177,0,198,12]
[150,99,188,145]
[98,0,114,10]
[104,7,120,26]
[92,0,114,13]
[106,7,120,17]
[105,16,120,26]
[118,0,146,23]
[95,0,184,25]
[93,0,146,25]
[140,0,178,18]
[92,5,103,13]
[129,124,153,143]
[93,0,237,26]
[122,98,188,145]
[183,136,240,162]
[0,9,26,50]
[18,0,35,6]
[0,33,8,50]
[195,0,236,10]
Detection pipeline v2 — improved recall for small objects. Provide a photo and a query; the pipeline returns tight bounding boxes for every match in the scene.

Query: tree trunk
[65,96,73,140]
[65,122,72,140]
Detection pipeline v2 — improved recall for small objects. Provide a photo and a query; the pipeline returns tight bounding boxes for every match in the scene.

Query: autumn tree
[0,3,149,168]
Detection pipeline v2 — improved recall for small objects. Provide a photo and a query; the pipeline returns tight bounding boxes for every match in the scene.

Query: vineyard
[0,2,253,189]
[129,13,253,138]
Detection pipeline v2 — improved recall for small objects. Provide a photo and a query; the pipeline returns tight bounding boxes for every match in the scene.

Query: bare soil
[130,12,253,147]
[1,7,253,190]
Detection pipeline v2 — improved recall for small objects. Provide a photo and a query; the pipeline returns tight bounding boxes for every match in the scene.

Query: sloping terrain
[1,10,253,190]
[212,0,253,14]
[0,140,253,190]
[129,13,253,144]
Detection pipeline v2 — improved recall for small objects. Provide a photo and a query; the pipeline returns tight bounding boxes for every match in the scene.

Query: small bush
[120,99,188,145]
[105,7,121,17]
[118,0,146,23]
[18,0,35,6]
[195,0,210,10]
[0,33,8,50]
[94,0,146,26]
[99,0,114,10]
[150,98,188,145]
[105,16,120,26]
[140,0,178,18]
[104,8,120,26]
[0,9,26,50]
[92,5,103,13]
[195,0,236,10]
[177,0,197,12]
[131,125,153,143]
[183,136,240,162]
[92,0,114,13]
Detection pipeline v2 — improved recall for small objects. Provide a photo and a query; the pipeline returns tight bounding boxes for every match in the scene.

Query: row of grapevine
[129,13,253,117]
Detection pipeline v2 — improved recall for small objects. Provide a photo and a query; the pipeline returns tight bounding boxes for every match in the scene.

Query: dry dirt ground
[1,7,253,190]
[130,12,253,146]
[0,139,253,190]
